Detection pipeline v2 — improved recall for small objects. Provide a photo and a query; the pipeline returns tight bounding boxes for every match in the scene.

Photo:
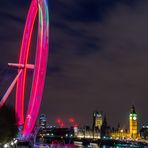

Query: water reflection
[49,144,145,148]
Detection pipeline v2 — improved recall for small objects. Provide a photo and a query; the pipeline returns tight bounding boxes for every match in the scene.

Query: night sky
[0,0,148,128]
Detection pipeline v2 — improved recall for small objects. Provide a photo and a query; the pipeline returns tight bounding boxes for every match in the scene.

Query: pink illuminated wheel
[0,0,49,138]
[17,0,49,137]
[16,0,49,137]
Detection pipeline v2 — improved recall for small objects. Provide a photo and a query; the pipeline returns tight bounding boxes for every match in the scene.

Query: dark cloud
[0,0,148,128]
[0,10,25,24]
[51,0,136,22]
[47,0,148,127]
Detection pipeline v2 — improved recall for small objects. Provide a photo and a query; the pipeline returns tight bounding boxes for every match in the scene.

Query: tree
[0,105,18,144]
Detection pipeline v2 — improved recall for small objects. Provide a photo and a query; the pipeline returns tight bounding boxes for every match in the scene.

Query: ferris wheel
[0,0,49,138]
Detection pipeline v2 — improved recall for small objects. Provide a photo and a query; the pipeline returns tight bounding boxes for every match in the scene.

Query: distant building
[100,115,111,138]
[76,126,100,139]
[129,105,138,139]
[39,114,47,129]
[140,126,148,140]
[75,111,102,139]
[92,111,102,138]
[92,111,103,131]
[110,128,129,140]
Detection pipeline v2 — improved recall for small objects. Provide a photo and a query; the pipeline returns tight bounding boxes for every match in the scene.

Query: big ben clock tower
[129,105,138,139]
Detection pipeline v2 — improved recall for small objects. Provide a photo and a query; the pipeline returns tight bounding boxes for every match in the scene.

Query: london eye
[0,0,49,138]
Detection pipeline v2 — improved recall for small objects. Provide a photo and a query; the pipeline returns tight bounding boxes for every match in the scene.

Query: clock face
[130,113,137,120]
[133,116,137,120]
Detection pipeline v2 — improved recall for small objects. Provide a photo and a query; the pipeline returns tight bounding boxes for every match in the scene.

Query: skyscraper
[39,114,47,129]
[129,105,138,139]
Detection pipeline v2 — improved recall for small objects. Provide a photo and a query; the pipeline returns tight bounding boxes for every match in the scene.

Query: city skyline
[38,105,142,131]
[0,0,148,127]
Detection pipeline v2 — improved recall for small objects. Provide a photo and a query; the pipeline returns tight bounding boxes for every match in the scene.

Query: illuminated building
[91,111,102,139]
[92,111,103,131]
[129,105,138,139]
[110,129,130,140]
[76,127,100,139]
[39,114,47,129]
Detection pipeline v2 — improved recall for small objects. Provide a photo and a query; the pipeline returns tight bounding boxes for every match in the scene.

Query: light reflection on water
[49,144,143,148]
